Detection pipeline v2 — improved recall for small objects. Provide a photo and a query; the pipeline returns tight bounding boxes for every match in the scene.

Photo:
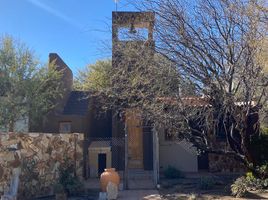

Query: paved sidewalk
[118,190,161,200]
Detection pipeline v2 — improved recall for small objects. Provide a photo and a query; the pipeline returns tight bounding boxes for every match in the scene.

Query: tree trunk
[8,120,14,132]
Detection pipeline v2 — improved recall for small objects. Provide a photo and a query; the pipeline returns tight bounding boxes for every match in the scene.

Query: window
[59,122,71,133]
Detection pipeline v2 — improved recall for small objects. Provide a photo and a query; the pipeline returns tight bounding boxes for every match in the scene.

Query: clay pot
[100,168,120,192]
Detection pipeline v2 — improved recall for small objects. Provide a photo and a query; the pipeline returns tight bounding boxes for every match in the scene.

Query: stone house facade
[32,11,257,189]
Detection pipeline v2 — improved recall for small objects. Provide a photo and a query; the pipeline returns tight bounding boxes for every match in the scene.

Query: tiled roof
[63,91,90,115]
[157,96,210,107]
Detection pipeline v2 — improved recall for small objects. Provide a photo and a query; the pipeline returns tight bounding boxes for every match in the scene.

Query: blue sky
[0,0,135,75]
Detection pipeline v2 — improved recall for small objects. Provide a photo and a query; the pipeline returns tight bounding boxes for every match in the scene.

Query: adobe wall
[42,114,90,134]
[0,132,84,199]
[158,127,198,172]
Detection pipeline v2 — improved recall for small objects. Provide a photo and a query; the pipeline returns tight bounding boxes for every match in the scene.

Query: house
[34,53,156,183]
[34,53,199,185]
[35,11,249,189]
[32,13,199,190]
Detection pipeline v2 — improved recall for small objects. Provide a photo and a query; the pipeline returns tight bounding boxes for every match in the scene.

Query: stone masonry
[0,132,84,199]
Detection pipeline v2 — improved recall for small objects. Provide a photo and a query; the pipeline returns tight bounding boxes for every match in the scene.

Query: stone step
[128,179,155,190]
[128,170,154,180]
[129,176,153,180]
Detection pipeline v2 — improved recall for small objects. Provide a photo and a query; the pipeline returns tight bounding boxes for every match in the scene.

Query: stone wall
[0,132,84,199]
[208,141,245,173]
[209,154,245,173]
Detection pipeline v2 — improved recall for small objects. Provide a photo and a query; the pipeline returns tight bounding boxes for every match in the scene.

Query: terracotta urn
[100,168,120,192]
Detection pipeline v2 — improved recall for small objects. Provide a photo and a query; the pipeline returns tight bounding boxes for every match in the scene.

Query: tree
[100,0,268,177]
[0,36,63,132]
[74,59,112,91]
[145,0,268,172]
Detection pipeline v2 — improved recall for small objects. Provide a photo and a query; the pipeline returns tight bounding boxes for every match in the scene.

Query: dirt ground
[159,176,268,200]
[160,188,268,200]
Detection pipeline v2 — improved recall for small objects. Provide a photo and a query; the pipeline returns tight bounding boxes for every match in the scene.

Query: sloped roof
[63,91,90,115]
[157,96,209,107]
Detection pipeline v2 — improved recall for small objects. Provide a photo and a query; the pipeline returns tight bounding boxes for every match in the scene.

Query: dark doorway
[98,153,106,176]
[143,126,153,170]
[198,153,209,171]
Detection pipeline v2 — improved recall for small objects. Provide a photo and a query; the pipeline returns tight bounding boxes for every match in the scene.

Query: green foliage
[74,59,112,91]
[231,172,268,198]
[163,166,183,179]
[256,164,268,179]
[0,35,62,131]
[245,171,267,190]
[198,176,215,190]
[231,176,248,198]
[261,127,268,135]
[246,172,255,182]
[58,159,83,195]
[247,169,268,187]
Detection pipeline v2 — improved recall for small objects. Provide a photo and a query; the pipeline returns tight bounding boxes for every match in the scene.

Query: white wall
[159,128,198,172]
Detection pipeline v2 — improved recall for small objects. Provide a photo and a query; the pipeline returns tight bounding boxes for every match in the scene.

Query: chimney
[49,53,73,113]
[49,53,73,92]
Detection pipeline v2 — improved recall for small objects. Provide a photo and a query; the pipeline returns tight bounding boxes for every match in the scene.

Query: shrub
[231,176,248,198]
[163,166,183,179]
[245,170,268,190]
[231,173,268,198]
[261,127,268,135]
[257,164,268,179]
[198,176,215,190]
[65,178,83,195]
[58,159,83,195]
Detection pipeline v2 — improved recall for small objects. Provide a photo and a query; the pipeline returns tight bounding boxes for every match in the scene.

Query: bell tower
[112,12,155,68]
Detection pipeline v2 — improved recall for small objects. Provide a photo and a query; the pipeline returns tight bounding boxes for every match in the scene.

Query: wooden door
[126,109,143,169]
